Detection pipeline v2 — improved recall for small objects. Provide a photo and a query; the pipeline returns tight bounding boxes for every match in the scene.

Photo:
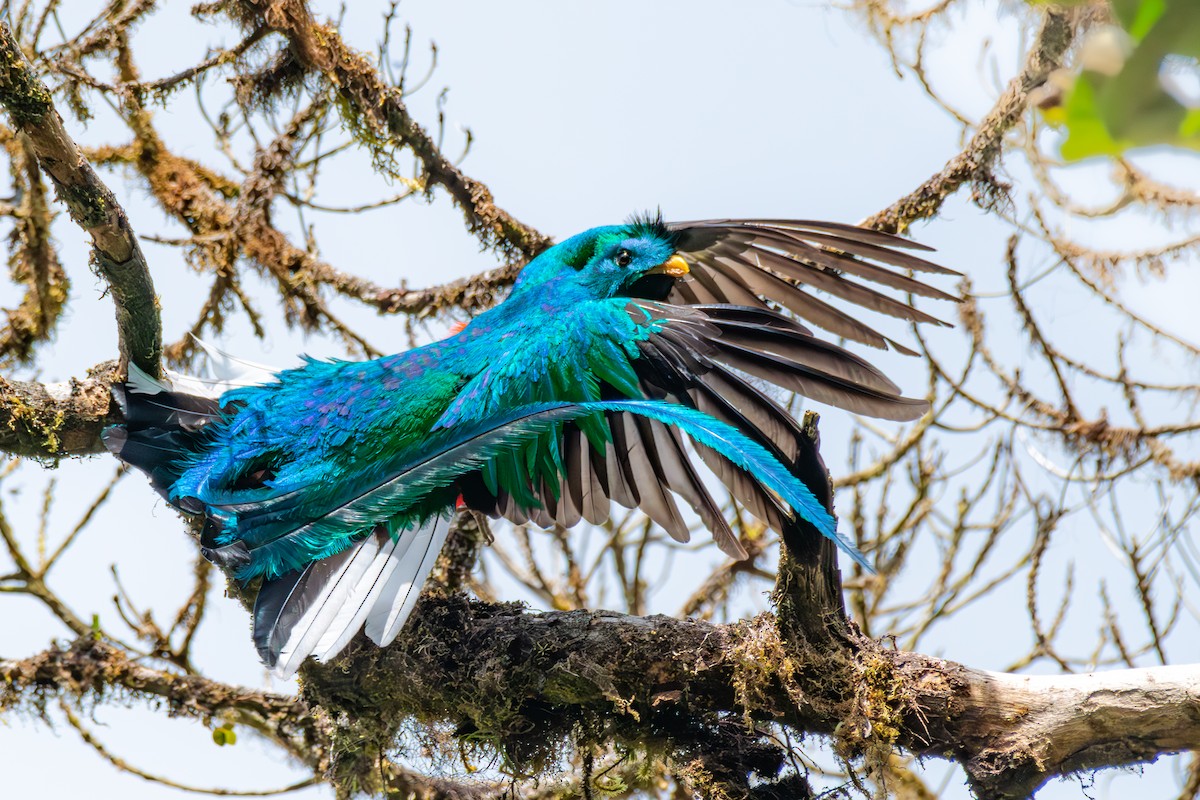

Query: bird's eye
[615,249,633,267]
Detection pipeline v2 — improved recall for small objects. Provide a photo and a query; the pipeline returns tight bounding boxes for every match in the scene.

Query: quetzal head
[512,213,689,299]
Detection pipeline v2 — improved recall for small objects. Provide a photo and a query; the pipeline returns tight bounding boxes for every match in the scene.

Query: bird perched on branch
[105,215,956,677]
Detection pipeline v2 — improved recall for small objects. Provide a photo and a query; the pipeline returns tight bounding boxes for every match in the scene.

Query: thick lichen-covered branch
[292,598,1199,800]
[0,362,116,457]
[0,23,161,376]
[0,639,311,745]
[7,597,1194,799]
[0,637,507,800]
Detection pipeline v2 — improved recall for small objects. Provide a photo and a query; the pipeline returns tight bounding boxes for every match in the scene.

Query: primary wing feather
[667,220,958,349]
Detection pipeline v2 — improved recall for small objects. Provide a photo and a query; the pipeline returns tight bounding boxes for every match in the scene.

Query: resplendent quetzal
[105,215,956,676]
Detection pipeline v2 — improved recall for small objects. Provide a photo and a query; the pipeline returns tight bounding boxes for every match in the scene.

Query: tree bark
[945,663,1200,799]
[0,362,117,457]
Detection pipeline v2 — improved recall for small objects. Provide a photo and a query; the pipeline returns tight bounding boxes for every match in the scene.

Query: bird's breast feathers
[435,297,654,429]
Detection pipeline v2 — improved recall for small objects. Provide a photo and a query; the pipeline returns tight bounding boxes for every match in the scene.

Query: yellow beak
[650,254,690,277]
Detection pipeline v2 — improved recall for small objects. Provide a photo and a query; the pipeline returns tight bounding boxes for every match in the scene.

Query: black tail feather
[104,381,221,503]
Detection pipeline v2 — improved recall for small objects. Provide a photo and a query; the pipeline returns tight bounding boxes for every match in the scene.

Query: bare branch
[0,362,116,457]
[861,8,1077,234]
[59,700,320,797]
[954,664,1200,799]
[1,637,320,761]
[0,636,531,800]
[231,0,550,262]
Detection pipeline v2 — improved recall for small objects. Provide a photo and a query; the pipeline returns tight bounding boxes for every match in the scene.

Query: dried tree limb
[0,127,69,364]
[126,27,269,95]
[951,663,1200,799]
[94,133,524,321]
[373,260,528,317]
[861,8,1077,234]
[0,639,312,746]
[0,637,517,800]
[56,0,158,61]
[58,700,321,797]
[229,98,379,354]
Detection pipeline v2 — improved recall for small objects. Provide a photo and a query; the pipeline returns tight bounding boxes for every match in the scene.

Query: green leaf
[212,725,237,746]
[1058,75,1130,160]
[1037,0,1200,159]
[1112,0,1166,40]
[1181,109,1200,140]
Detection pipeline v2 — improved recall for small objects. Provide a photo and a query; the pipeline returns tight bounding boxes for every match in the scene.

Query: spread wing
[463,219,957,562]
[663,218,958,353]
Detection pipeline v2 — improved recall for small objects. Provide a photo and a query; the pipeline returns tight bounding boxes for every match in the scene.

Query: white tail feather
[309,528,424,661]
[190,336,280,388]
[125,362,172,395]
[126,340,283,401]
[367,515,452,646]
[268,516,452,678]
[272,536,382,678]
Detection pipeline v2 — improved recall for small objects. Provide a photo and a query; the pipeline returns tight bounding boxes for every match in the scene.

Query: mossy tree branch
[4,599,1196,800]
[0,22,160,376]
[229,0,550,267]
[0,128,69,365]
[0,638,313,748]
[0,637,507,800]
[0,361,117,457]
[292,597,1198,800]
[860,8,1078,234]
